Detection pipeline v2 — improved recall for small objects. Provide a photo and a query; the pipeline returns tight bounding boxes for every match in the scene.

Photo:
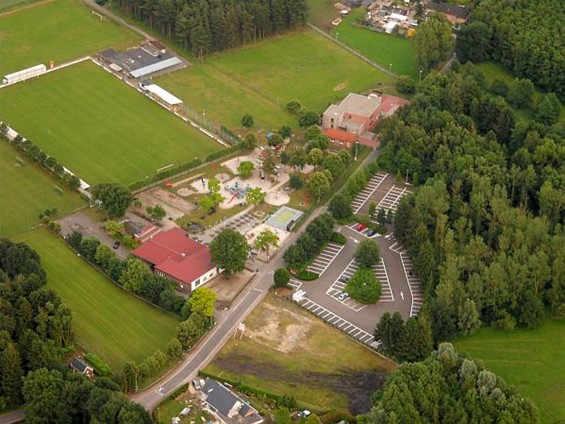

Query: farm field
[477,62,565,122]
[0,141,84,237]
[330,9,418,79]
[0,0,140,76]
[15,228,181,370]
[204,294,395,413]
[158,30,393,131]
[454,319,565,424]
[0,60,223,186]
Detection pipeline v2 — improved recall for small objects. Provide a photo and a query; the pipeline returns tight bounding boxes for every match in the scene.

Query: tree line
[457,0,565,100]
[376,63,564,343]
[0,239,152,422]
[115,0,308,56]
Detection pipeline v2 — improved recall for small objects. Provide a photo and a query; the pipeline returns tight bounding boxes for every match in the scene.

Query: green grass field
[0,0,42,13]
[158,30,393,131]
[0,141,84,237]
[0,0,139,76]
[454,319,565,424]
[477,62,565,122]
[0,61,223,186]
[15,228,181,369]
[307,0,341,30]
[205,294,395,412]
[330,9,418,79]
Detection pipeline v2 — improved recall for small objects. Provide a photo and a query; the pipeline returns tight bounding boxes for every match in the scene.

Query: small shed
[70,357,95,379]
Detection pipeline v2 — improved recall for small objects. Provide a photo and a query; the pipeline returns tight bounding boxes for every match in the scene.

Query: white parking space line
[307,242,345,276]
[351,172,388,214]
[375,185,412,214]
[390,243,423,317]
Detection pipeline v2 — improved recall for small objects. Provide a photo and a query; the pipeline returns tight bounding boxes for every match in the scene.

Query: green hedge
[129,158,202,191]
[205,143,242,162]
[83,352,112,376]
[330,232,347,245]
[293,270,319,281]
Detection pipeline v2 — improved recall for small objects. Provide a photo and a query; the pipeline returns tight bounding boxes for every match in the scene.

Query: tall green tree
[91,184,133,219]
[354,239,380,268]
[254,229,279,260]
[210,229,249,275]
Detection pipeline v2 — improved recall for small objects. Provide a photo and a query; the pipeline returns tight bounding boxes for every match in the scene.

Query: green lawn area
[307,0,341,30]
[0,0,140,76]
[477,61,565,122]
[454,319,565,424]
[330,9,418,79]
[0,60,223,186]
[0,0,42,13]
[0,141,84,237]
[204,294,395,412]
[158,30,393,131]
[15,228,181,370]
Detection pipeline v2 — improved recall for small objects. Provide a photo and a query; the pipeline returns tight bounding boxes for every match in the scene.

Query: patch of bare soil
[245,302,312,353]
[213,355,386,414]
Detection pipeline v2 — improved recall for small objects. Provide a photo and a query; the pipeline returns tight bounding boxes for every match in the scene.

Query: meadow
[204,294,395,413]
[0,141,84,237]
[330,9,418,79]
[0,0,139,76]
[0,60,223,186]
[16,228,181,369]
[454,319,565,424]
[158,30,393,131]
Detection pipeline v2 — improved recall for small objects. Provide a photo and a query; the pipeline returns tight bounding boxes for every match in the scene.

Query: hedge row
[330,232,347,245]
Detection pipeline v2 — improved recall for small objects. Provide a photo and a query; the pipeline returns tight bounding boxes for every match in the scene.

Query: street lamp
[419,69,423,82]
[355,140,359,161]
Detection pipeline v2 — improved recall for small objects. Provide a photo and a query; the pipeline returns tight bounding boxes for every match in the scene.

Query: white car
[338,292,349,301]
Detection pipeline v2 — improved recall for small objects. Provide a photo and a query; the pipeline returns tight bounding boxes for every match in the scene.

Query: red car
[356,224,367,231]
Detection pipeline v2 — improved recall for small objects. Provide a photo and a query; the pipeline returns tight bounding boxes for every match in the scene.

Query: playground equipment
[164,179,173,188]
[225,182,251,202]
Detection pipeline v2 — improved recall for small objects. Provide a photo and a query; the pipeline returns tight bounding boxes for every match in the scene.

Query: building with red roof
[132,227,219,293]
[321,92,408,148]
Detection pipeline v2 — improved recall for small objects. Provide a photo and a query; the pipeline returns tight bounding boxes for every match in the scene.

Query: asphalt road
[0,409,24,424]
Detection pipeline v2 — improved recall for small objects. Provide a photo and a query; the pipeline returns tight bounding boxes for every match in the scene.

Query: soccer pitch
[158,30,394,130]
[0,141,84,237]
[0,60,223,186]
[0,0,140,76]
[16,228,181,369]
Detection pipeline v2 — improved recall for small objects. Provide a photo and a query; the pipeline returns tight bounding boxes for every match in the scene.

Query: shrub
[346,268,381,304]
[294,270,319,281]
[396,75,416,94]
[354,239,380,268]
[241,114,254,128]
[330,232,347,245]
[274,268,291,288]
[285,99,304,115]
[84,353,112,376]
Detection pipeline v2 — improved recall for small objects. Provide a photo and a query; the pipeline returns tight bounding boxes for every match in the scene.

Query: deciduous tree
[210,229,249,275]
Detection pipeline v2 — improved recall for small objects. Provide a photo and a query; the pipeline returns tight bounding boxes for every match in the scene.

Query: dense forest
[367,343,539,423]
[115,0,308,55]
[457,0,564,100]
[0,239,153,422]
[377,62,564,345]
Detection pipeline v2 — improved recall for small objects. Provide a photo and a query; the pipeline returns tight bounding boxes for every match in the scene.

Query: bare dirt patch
[333,81,348,91]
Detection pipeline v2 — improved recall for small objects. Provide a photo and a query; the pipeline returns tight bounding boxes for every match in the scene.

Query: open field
[477,62,565,122]
[0,0,42,13]
[0,141,84,237]
[0,0,139,76]
[0,61,223,186]
[204,293,395,413]
[158,30,393,131]
[330,9,418,79]
[454,319,565,424]
[15,228,181,369]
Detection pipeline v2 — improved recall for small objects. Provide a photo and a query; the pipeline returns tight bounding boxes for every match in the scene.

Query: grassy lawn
[307,0,341,30]
[15,228,181,370]
[454,319,565,424]
[0,0,140,76]
[330,9,418,79]
[0,60,223,186]
[0,141,85,237]
[204,294,395,413]
[158,30,393,132]
[477,62,565,122]
[0,0,42,13]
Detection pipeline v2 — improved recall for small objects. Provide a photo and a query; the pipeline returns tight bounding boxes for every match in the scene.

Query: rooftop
[202,379,263,424]
[327,93,382,118]
[426,1,470,19]
[132,228,215,285]
[99,43,182,78]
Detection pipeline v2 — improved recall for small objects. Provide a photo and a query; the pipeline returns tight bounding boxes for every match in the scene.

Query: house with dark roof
[321,92,409,148]
[70,357,94,379]
[202,379,263,424]
[426,1,470,23]
[132,228,219,293]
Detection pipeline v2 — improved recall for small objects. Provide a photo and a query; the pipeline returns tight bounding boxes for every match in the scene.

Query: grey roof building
[202,379,263,424]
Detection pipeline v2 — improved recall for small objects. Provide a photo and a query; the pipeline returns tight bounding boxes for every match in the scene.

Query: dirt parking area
[136,186,197,220]
[205,269,255,309]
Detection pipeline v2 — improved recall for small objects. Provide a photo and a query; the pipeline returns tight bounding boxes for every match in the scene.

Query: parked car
[367,230,378,237]
[192,379,202,391]
[356,223,367,231]
[338,292,349,301]
[339,276,349,283]
[112,241,120,250]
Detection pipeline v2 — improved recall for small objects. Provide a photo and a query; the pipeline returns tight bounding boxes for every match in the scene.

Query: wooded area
[116,0,308,55]
[457,0,564,100]
[377,62,564,342]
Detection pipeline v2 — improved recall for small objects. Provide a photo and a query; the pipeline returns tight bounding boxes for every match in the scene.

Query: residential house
[202,379,263,424]
[70,357,95,379]
[426,1,470,23]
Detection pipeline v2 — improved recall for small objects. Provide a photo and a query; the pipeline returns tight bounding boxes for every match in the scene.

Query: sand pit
[177,188,194,197]
[265,190,290,206]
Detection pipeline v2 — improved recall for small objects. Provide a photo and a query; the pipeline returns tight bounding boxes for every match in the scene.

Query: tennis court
[266,206,304,231]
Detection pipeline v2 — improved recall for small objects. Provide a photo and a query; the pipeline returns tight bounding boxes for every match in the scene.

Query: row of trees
[376,63,564,341]
[116,0,307,56]
[457,0,565,100]
[0,124,81,191]
[0,240,74,409]
[413,14,454,73]
[283,213,335,271]
[67,231,186,316]
[367,343,539,422]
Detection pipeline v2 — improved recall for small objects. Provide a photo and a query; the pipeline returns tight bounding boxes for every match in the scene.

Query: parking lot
[307,242,344,276]
[390,242,423,317]
[374,185,412,214]
[354,173,412,217]
[351,172,388,214]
